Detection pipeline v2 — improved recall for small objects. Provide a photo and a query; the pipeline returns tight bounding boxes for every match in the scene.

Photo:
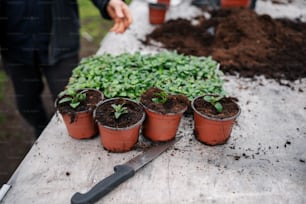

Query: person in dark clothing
[0,0,132,137]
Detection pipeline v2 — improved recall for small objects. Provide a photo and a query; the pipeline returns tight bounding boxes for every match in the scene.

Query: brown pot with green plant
[94,98,145,153]
[191,94,241,146]
[55,88,104,139]
[140,87,189,142]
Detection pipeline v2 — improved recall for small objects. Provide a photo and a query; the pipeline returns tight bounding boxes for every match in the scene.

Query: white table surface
[1,0,306,203]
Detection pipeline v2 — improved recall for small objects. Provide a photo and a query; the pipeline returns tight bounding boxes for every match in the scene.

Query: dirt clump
[145,8,306,81]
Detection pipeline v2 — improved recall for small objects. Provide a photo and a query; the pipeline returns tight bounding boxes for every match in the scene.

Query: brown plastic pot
[56,88,104,140]
[191,96,241,146]
[220,0,250,8]
[94,98,145,153]
[142,105,187,142]
[148,3,167,25]
[61,111,98,139]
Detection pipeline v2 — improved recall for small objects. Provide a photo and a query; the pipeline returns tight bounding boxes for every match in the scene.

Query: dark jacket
[0,0,110,65]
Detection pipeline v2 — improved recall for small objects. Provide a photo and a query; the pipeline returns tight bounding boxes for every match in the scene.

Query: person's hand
[107,0,133,34]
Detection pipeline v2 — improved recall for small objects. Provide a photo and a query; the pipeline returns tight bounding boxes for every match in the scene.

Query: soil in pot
[193,96,240,119]
[95,98,144,128]
[192,96,240,145]
[94,98,145,152]
[140,87,189,114]
[140,87,189,142]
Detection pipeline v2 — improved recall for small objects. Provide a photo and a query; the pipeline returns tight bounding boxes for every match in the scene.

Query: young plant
[152,91,168,104]
[58,89,87,109]
[111,104,128,119]
[66,52,224,100]
[203,94,225,113]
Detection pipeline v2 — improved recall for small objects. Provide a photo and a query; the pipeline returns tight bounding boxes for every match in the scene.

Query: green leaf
[111,104,128,119]
[114,112,121,120]
[203,95,213,103]
[70,101,80,109]
[214,102,223,113]
[58,97,72,104]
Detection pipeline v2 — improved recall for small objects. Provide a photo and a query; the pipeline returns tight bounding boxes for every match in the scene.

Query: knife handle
[71,165,135,204]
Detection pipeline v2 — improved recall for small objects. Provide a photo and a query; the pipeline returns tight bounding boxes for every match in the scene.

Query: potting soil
[145,8,306,81]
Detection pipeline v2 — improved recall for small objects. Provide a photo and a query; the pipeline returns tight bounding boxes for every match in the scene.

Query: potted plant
[191,94,241,145]
[55,88,104,139]
[148,3,167,25]
[94,98,145,153]
[140,87,189,142]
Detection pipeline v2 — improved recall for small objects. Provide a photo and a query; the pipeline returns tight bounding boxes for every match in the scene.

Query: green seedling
[111,104,128,119]
[203,95,224,113]
[66,52,225,100]
[58,90,87,109]
[152,91,168,104]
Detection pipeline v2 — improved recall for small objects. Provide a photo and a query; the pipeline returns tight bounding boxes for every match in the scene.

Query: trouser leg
[250,0,257,10]
[3,60,49,138]
[43,55,79,101]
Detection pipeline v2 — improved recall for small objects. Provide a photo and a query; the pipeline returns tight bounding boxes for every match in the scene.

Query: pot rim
[141,102,187,115]
[149,2,168,9]
[191,95,241,121]
[94,97,145,130]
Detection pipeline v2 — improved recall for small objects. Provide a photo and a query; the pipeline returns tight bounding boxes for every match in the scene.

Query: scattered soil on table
[193,96,240,119]
[145,8,306,81]
[140,87,189,114]
[95,98,144,128]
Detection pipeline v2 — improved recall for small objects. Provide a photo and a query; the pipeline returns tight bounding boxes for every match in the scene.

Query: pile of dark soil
[145,8,306,81]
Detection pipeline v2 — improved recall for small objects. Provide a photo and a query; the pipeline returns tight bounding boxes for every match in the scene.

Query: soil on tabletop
[193,96,240,119]
[95,98,144,128]
[145,8,306,81]
[140,87,189,114]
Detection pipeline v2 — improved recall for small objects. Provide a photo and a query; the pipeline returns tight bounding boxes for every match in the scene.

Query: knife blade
[71,137,181,204]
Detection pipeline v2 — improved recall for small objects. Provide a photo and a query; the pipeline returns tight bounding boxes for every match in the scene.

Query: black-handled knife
[71,137,182,204]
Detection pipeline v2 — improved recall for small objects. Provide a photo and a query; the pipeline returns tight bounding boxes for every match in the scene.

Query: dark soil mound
[145,8,306,81]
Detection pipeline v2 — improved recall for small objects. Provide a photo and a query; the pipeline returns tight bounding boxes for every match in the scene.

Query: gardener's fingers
[110,19,125,34]
[121,4,132,27]
[107,0,132,34]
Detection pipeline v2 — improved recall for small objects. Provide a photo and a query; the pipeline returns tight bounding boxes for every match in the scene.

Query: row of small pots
[56,88,241,153]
